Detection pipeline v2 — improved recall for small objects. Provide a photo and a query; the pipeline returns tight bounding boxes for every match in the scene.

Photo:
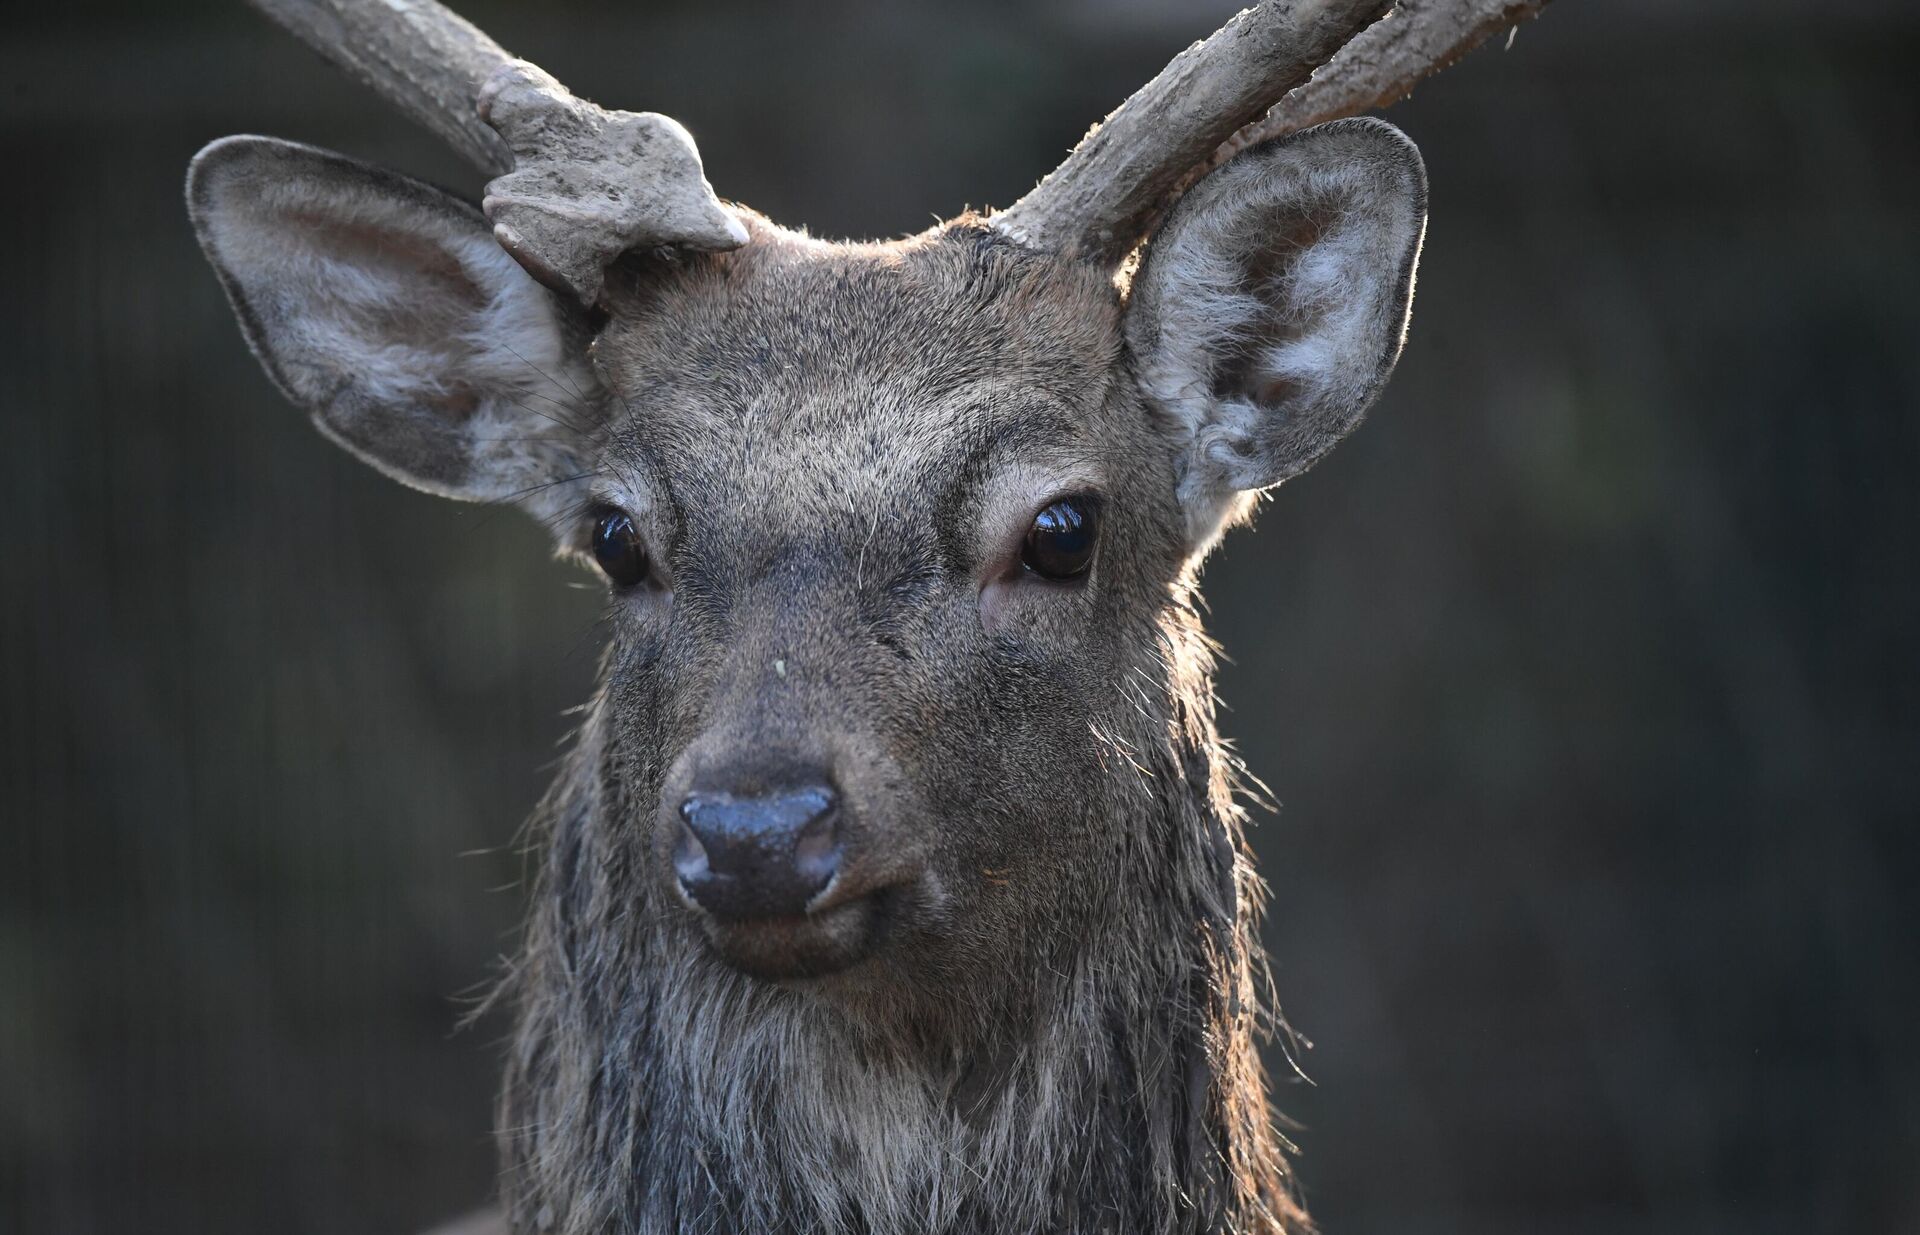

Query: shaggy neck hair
[495,588,1302,1235]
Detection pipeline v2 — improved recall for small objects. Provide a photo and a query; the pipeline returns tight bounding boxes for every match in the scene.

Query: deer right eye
[1022,496,1102,581]
[591,509,650,588]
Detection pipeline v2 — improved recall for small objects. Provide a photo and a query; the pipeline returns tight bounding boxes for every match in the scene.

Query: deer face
[581,225,1181,983]
[188,120,1423,991]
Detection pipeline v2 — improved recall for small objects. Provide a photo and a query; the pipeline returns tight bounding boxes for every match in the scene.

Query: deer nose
[673,782,841,920]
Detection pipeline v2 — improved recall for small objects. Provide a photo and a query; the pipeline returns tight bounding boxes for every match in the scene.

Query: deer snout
[660,739,922,980]
[673,781,841,920]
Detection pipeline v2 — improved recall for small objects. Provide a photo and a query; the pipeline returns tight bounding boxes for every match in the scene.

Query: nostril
[672,813,712,887]
[674,782,842,919]
[792,810,838,886]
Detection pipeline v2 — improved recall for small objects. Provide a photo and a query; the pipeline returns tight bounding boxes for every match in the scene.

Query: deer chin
[693,891,890,982]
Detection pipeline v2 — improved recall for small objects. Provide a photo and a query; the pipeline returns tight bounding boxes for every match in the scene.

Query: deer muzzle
[660,738,923,981]
[674,781,842,920]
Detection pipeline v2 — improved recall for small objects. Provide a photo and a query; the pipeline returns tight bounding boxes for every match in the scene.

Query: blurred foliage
[3,1,1917,1233]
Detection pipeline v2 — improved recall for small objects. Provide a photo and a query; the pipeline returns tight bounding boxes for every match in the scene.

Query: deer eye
[591,508,650,588]
[1021,496,1101,580]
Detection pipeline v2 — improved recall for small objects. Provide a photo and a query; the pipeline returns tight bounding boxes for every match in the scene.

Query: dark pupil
[1022,498,1099,580]
[592,510,649,587]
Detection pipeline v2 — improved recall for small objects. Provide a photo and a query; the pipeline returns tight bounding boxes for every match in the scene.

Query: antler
[1211,0,1555,169]
[247,0,745,304]
[994,0,1554,266]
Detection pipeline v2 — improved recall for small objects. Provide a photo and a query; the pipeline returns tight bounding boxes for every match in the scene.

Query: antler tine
[1208,0,1556,173]
[995,0,1552,267]
[247,0,747,305]
[993,0,1394,266]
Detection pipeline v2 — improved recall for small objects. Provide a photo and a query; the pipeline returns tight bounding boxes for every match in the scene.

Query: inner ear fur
[186,135,600,519]
[1126,117,1428,548]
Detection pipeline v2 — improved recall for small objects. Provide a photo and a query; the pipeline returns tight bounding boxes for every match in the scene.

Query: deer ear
[187,136,598,518]
[1126,117,1427,549]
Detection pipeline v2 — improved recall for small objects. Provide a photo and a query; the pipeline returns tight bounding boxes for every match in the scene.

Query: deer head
[186,2,1545,1231]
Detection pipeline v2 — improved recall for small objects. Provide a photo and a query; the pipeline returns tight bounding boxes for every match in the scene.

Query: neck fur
[495,607,1302,1235]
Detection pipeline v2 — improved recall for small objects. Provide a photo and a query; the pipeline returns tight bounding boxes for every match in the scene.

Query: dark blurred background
[3,1,1916,1231]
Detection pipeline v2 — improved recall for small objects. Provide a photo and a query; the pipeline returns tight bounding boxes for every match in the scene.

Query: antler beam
[996,0,1553,267]
[248,0,518,174]
[994,0,1394,264]
[246,0,745,304]
[1213,0,1555,167]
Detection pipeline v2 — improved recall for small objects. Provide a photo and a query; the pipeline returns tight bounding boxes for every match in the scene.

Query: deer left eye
[591,508,650,588]
[1022,496,1101,580]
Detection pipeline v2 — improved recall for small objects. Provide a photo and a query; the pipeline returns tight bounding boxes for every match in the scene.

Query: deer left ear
[1125,117,1427,549]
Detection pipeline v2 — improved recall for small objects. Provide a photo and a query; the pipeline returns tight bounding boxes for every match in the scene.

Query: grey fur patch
[484,223,1304,1235]
[186,124,1427,1233]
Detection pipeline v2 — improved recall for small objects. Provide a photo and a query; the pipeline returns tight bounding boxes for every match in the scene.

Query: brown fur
[486,218,1298,1232]
[186,120,1429,1235]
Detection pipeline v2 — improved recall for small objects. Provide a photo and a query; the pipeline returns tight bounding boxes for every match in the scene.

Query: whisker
[502,341,589,403]
[498,391,592,438]
[459,472,594,537]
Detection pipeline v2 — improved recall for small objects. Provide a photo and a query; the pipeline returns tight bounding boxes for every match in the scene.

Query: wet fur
[496,224,1300,1233]
[187,122,1429,1235]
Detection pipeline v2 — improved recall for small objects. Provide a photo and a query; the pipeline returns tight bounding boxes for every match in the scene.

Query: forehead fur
[589,219,1125,508]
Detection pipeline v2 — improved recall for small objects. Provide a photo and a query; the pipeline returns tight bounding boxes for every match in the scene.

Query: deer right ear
[1125,118,1427,551]
[187,136,599,519]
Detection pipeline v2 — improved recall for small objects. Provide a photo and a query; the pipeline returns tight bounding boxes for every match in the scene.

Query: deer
[185,1,1549,1231]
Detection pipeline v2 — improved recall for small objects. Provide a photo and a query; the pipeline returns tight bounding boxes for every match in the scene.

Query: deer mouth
[694,889,892,981]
